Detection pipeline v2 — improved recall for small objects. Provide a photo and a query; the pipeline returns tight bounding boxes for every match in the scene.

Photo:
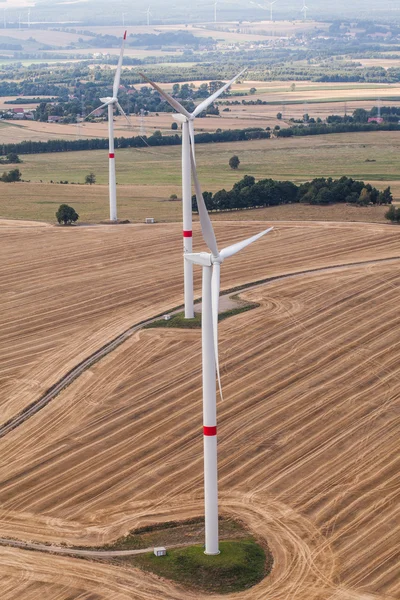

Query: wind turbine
[122,12,127,27]
[143,6,152,26]
[87,31,130,222]
[3,8,7,29]
[187,150,273,555]
[28,9,31,28]
[301,1,308,20]
[139,68,246,319]
[214,1,218,23]
[250,0,278,21]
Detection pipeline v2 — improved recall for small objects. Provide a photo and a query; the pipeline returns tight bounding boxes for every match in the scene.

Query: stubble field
[0,219,399,599]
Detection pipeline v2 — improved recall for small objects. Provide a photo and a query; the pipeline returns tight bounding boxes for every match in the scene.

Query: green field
[1,130,399,222]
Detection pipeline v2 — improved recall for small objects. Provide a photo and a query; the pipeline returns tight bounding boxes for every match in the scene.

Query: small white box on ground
[154,546,167,557]
[163,314,171,321]
[145,217,155,224]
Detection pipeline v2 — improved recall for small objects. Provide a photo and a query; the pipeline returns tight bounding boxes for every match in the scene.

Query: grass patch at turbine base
[120,540,271,594]
[144,300,260,330]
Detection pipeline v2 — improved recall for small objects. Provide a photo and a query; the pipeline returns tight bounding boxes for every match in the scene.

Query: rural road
[0,538,192,558]
[1,255,399,440]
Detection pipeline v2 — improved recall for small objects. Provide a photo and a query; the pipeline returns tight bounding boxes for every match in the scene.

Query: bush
[56,204,79,225]
[385,205,400,222]
[171,122,178,130]
[85,172,96,185]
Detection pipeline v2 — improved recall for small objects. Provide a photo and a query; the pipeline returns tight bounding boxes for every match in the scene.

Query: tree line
[0,127,270,156]
[192,175,392,213]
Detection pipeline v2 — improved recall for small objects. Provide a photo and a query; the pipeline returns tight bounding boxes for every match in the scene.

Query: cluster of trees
[0,168,22,182]
[0,152,21,165]
[0,127,269,156]
[327,106,400,124]
[192,175,391,213]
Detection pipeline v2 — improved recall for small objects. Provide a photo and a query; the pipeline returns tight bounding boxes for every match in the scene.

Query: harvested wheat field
[0,220,399,599]
[1,219,400,425]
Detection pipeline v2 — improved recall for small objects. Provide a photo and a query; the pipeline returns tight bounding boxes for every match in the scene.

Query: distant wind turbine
[28,9,31,28]
[187,149,273,555]
[250,0,278,21]
[143,6,152,26]
[3,9,6,29]
[122,12,126,27]
[87,32,131,222]
[140,68,246,319]
[301,1,308,20]
[214,1,218,23]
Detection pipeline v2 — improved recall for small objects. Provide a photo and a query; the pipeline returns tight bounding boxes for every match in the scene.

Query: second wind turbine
[140,69,246,318]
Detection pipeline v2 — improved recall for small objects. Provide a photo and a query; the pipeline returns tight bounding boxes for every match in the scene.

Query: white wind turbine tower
[140,68,246,319]
[214,1,218,23]
[301,1,308,20]
[28,9,31,28]
[187,151,273,555]
[87,31,130,222]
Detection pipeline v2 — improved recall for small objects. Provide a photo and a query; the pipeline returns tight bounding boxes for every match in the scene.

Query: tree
[352,108,368,123]
[358,187,371,206]
[171,122,178,130]
[85,172,96,185]
[249,87,257,94]
[229,155,240,170]
[378,186,393,204]
[56,204,79,225]
[6,152,21,163]
[276,112,282,120]
[0,168,21,182]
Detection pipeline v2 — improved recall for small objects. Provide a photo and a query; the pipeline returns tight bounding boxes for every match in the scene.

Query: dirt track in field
[0,220,399,599]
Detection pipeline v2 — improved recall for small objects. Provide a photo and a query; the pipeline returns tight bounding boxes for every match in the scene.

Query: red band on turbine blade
[124,31,127,40]
[183,230,193,238]
[109,153,115,159]
[203,426,217,436]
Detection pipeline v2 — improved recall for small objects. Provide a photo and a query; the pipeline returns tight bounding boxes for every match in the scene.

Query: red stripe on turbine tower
[109,153,115,158]
[183,230,193,237]
[203,426,217,436]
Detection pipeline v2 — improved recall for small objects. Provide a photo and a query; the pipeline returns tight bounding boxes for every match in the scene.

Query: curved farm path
[0,221,400,599]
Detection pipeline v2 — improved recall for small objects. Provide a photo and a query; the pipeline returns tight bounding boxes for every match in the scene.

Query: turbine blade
[188,120,196,164]
[192,68,247,117]
[86,102,109,119]
[212,263,223,402]
[116,101,132,127]
[113,31,127,98]
[220,227,274,260]
[139,73,192,119]
[190,151,219,258]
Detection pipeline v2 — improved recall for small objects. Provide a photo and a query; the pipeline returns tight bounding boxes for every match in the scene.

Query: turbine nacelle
[173,113,190,124]
[99,97,117,105]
